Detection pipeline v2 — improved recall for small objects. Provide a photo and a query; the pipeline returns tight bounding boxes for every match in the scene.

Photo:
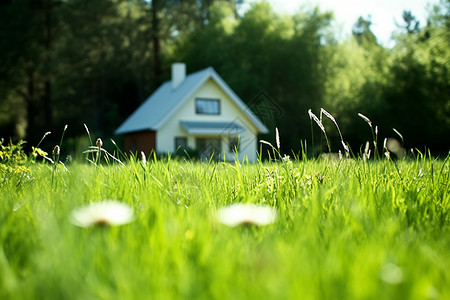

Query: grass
[0,148,449,300]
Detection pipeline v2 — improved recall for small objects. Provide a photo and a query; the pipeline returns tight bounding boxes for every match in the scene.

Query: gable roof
[115,66,268,135]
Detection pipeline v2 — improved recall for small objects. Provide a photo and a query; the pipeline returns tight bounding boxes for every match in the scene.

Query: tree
[396,10,420,35]
[384,0,449,153]
[352,16,377,46]
[0,0,61,144]
[1,0,447,156]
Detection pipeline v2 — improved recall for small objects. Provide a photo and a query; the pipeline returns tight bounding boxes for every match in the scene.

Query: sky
[246,0,438,46]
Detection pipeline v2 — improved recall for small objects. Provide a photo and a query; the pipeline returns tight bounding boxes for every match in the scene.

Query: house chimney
[172,63,186,89]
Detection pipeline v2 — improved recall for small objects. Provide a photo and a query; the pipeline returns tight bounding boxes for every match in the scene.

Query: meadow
[1,139,449,299]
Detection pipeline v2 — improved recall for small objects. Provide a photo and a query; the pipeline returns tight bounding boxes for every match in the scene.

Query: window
[228,136,240,152]
[195,98,220,115]
[174,137,187,150]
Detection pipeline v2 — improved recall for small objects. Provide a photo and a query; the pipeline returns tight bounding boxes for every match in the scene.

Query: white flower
[282,155,290,162]
[217,203,277,227]
[71,200,134,227]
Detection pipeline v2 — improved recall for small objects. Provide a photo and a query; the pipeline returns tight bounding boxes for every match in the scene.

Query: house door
[196,138,222,161]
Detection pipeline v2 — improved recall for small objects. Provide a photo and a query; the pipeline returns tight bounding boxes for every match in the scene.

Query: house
[115,63,268,161]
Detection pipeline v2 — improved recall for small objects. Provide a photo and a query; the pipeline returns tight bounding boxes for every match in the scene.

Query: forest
[0,0,449,156]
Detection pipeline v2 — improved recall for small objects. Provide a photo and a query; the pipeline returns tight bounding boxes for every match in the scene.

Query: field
[1,143,449,299]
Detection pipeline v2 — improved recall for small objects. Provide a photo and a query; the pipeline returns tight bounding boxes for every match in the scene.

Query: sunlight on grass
[0,143,449,299]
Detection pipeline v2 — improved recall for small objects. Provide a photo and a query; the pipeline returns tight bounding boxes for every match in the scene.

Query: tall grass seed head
[53,145,60,156]
[358,113,372,127]
[141,151,147,166]
[341,141,349,153]
[364,141,371,160]
[96,138,103,148]
[321,108,335,123]
[393,128,403,141]
[84,124,90,135]
[309,110,326,133]
[275,127,280,150]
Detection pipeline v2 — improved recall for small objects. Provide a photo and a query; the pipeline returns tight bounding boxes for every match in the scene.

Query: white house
[115,63,268,161]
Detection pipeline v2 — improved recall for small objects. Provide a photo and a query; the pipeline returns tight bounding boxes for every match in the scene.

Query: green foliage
[0,139,50,188]
[352,16,378,45]
[0,0,448,154]
[383,1,450,152]
[320,1,449,154]
[0,140,31,185]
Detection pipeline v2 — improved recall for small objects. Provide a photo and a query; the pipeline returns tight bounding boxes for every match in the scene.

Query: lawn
[1,143,449,299]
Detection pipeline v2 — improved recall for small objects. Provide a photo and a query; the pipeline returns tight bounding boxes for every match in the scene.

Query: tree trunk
[151,0,162,88]
[25,71,42,145]
[42,0,53,128]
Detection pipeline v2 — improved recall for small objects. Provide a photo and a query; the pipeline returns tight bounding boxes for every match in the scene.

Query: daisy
[217,203,277,227]
[71,200,134,227]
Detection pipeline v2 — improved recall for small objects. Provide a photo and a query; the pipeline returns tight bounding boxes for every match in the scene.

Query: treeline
[0,0,449,155]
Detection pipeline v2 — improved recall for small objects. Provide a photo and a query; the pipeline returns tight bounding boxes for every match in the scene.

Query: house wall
[157,79,260,161]
[124,130,156,156]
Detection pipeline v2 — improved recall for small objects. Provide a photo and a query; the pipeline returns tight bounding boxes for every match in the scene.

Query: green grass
[1,153,449,299]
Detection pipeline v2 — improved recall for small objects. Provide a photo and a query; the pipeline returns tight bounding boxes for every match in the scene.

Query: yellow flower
[14,166,31,173]
[32,147,48,157]
[0,151,10,160]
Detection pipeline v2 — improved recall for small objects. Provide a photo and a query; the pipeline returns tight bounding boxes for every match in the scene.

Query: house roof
[115,66,268,135]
